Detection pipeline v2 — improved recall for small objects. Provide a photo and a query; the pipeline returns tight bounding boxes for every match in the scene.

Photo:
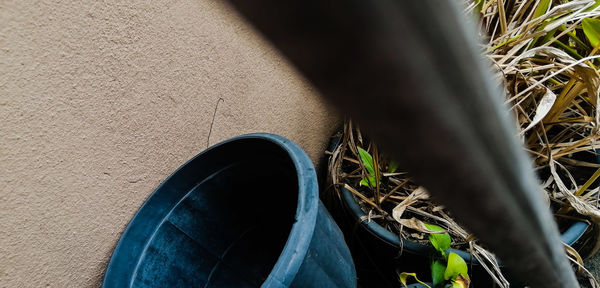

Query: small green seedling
[583,18,600,49]
[357,147,377,187]
[357,147,399,186]
[425,224,451,258]
[388,160,399,173]
[399,272,432,288]
[400,224,470,288]
[444,253,469,288]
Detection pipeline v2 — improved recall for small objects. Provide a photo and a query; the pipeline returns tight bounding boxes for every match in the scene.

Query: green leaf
[583,18,600,49]
[388,160,399,173]
[360,176,376,187]
[526,0,551,50]
[444,253,469,281]
[425,224,451,255]
[475,0,484,13]
[586,0,600,12]
[538,26,558,46]
[431,260,446,287]
[357,147,378,188]
[532,0,551,19]
[357,147,374,175]
[398,272,432,288]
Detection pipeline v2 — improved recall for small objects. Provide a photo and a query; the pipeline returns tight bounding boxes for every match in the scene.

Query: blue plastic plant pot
[325,131,589,288]
[103,134,356,288]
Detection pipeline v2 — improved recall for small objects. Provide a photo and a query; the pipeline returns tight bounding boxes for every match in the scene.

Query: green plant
[357,146,377,187]
[356,146,398,188]
[356,147,470,287]
[399,224,470,288]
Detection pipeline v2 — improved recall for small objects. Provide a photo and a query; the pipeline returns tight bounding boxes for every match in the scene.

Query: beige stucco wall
[0,1,338,286]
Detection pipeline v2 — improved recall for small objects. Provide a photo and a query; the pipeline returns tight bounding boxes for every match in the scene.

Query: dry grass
[328,1,600,286]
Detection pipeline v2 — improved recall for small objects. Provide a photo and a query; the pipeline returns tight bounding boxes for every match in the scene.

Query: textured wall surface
[0,1,338,286]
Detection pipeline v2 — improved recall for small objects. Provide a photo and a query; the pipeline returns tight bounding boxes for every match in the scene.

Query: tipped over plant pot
[103,134,356,288]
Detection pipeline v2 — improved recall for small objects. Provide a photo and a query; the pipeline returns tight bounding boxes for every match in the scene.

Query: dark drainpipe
[225,0,580,287]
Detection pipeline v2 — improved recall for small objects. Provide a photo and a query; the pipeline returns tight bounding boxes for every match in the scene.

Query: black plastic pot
[325,133,589,287]
[103,134,356,288]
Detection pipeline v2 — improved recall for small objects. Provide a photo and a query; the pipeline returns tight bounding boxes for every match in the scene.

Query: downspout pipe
[226,1,579,287]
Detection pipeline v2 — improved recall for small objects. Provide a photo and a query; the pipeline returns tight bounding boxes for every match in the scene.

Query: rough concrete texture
[0,1,339,286]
